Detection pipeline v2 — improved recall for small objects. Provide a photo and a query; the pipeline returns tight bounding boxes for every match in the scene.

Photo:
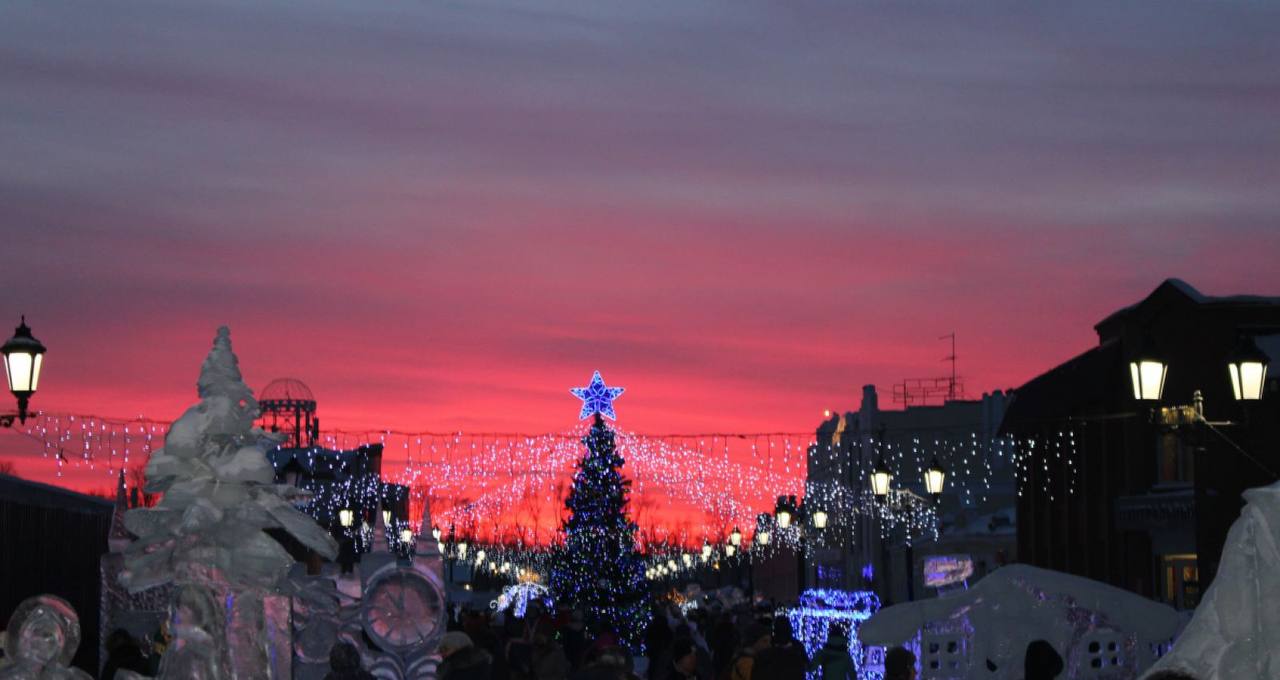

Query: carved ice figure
[0,595,92,680]
[118,327,338,678]
[154,586,226,680]
[1142,480,1280,679]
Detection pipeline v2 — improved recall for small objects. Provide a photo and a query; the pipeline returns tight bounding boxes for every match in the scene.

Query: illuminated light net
[21,413,808,548]
[20,413,1079,553]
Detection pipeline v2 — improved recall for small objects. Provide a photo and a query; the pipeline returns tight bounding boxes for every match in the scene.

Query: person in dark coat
[654,637,700,680]
[323,642,375,680]
[753,618,806,680]
[808,632,857,680]
[439,632,494,680]
[883,646,916,680]
[1023,640,1063,680]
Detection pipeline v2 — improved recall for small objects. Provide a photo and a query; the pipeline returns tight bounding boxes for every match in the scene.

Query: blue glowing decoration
[491,582,552,619]
[781,589,883,680]
[570,370,625,421]
[799,589,881,614]
[862,562,875,582]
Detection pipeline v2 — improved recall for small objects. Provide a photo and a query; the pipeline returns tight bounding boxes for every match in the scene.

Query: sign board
[923,554,974,588]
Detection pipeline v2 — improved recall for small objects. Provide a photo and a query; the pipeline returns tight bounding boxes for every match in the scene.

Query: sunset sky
[2,1,1279,490]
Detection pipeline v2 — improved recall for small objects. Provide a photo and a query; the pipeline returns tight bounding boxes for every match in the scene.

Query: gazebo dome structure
[258,378,319,448]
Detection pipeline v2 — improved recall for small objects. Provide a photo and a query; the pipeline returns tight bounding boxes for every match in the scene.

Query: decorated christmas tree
[551,372,651,652]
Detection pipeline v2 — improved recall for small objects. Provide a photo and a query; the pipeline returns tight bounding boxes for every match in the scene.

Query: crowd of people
[414,600,920,680]
[96,597,1104,680]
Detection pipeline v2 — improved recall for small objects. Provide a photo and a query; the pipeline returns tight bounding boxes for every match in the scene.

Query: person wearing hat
[438,631,493,680]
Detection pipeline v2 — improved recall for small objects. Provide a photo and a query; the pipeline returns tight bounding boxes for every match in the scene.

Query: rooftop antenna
[940,333,957,400]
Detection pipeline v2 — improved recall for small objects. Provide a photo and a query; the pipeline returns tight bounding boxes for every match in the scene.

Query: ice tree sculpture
[120,327,337,677]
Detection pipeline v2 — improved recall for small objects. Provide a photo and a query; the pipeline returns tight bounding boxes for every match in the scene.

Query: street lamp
[870,455,892,497]
[432,525,442,542]
[382,509,392,526]
[338,508,355,528]
[811,509,828,530]
[775,496,793,529]
[725,544,737,557]
[729,527,742,547]
[756,529,770,546]
[1128,338,1168,401]
[701,542,713,560]
[1,317,46,426]
[1227,338,1269,401]
[924,455,947,496]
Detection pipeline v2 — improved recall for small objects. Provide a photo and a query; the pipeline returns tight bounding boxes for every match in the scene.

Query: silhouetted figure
[808,631,856,680]
[754,617,806,680]
[1023,640,1063,680]
[438,632,493,680]
[884,646,917,680]
[655,637,699,680]
[323,642,374,680]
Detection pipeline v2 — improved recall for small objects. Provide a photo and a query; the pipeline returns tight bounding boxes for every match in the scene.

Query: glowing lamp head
[337,508,354,528]
[925,456,947,495]
[811,509,828,529]
[1228,338,1269,401]
[725,544,737,557]
[399,528,413,544]
[457,541,468,559]
[757,530,770,546]
[823,409,833,418]
[667,559,677,571]
[729,527,742,546]
[381,509,392,526]
[701,542,713,559]
[2,317,45,423]
[431,525,442,542]
[681,553,692,567]
[775,509,792,528]
[870,456,892,497]
[1128,336,1168,401]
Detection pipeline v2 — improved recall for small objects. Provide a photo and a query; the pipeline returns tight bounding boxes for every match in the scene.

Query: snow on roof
[861,564,1181,658]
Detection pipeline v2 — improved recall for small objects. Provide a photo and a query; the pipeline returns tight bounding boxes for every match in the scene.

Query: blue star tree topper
[571,370,625,421]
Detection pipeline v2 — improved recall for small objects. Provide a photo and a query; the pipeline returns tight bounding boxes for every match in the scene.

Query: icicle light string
[21,411,1078,552]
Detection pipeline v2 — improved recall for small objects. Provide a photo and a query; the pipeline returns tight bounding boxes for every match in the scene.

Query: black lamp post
[1,317,46,426]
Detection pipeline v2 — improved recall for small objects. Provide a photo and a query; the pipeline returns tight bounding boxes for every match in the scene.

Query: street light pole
[1,317,46,427]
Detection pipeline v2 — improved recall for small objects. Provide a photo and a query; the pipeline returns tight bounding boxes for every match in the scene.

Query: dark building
[805,385,1015,604]
[1,473,113,672]
[1003,279,1280,609]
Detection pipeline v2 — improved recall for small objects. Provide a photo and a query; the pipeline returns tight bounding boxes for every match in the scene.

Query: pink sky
[2,1,1280,492]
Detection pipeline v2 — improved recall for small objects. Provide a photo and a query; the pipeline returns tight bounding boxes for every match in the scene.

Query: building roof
[1096,279,1280,339]
[267,444,380,481]
[1000,339,1123,428]
[0,473,114,514]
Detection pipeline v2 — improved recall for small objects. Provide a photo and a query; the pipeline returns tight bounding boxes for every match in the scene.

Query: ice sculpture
[0,595,92,680]
[119,327,338,678]
[860,564,1182,679]
[1142,480,1280,679]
